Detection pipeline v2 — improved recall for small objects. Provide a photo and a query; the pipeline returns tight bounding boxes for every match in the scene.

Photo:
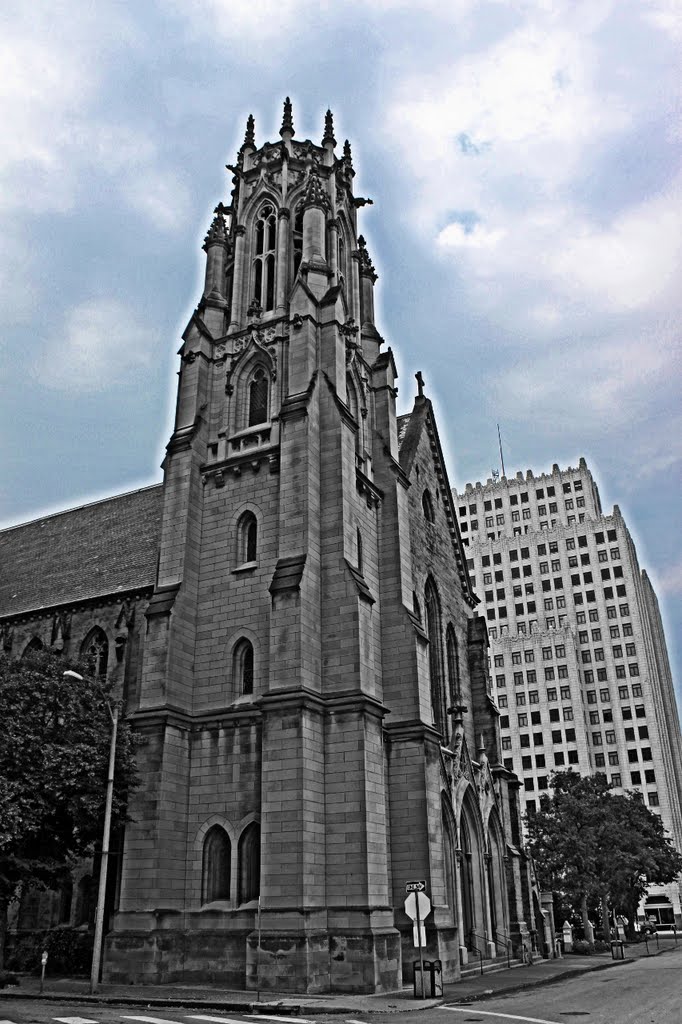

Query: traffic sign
[406,879,426,892]
[404,890,431,922]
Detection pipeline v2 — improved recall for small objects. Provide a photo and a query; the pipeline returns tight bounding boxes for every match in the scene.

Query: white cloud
[381,3,682,334]
[655,559,682,596]
[437,220,505,250]
[551,185,682,312]
[492,328,679,433]
[0,4,189,229]
[36,299,156,393]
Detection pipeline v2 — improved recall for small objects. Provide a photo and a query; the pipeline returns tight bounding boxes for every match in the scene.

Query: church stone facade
[0,101,541,993]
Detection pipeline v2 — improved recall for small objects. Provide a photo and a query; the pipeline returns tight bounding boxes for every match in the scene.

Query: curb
[1,948,677,1015]
[0,990,438,1016]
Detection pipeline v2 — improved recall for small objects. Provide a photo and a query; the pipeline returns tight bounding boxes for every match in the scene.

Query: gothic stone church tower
[94,101,536,991]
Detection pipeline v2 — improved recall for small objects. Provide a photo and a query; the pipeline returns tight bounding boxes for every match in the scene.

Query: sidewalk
[1,939,678,1015]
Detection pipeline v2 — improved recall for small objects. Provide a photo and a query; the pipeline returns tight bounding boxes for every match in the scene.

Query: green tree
[0,652,138,971]
[525,771,682,942]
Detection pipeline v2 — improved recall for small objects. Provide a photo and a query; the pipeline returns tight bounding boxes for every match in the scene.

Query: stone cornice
[383,719,443,744]
[0,585,154,626]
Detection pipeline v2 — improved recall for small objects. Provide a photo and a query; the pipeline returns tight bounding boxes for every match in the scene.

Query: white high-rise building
[454,458,682,927]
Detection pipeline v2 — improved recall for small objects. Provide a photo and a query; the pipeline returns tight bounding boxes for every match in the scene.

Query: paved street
[438,944,682,1023]
[1,945,680,1024]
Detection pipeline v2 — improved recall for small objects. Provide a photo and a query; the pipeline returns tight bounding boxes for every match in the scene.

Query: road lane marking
[346,1019,371,1023]
[54,1017,99,1023]
[440,1008,564,1024]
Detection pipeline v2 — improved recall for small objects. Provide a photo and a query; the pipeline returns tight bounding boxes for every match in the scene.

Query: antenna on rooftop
[497,423,506,478]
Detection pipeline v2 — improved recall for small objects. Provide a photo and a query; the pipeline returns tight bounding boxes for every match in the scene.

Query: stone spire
[280,96,294,137]
[242,114,255,150]
[322,109,336,148]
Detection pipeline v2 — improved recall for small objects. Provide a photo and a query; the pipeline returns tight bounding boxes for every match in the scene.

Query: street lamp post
[63,670,118,994]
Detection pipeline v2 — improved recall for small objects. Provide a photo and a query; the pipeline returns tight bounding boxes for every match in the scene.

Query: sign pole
[416,896,425,999]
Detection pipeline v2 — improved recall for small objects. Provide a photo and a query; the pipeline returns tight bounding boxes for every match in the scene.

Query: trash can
[610,940,625,960]
[413,959,443,997]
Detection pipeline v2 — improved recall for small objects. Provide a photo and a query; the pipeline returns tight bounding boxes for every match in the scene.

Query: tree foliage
[0,652,138,967]
[525,771,682,939]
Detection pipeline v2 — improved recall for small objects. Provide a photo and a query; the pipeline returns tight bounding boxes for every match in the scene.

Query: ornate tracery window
[22,636,44,658]
[252,203,276,312]
[80,627,108,679]
[248,366,269,426]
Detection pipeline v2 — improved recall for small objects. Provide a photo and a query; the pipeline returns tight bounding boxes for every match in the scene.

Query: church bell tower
[105,100,405,993]
[104,100,529,994]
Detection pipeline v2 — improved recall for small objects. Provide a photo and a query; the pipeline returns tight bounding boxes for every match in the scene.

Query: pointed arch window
[22,636,44,658]
[425,578,446,736]
[237,511,258,564]
[58,877,73,925]
[80,627,109,680]
[75,874,93,926]
[346,374,362,461]
[202,825,231,903]
[422,489,435,522]
[248,366,269,426]
[338,233,346,284]
[238,822,260,903]
[446,625,460,705]
[253,203,276,312]
[233,638,254,696]
[292,205,303,280]
[442,803,457,922]
[356,528,364,573]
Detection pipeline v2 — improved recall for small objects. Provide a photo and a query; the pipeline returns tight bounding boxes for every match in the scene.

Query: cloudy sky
[1,1,680,701]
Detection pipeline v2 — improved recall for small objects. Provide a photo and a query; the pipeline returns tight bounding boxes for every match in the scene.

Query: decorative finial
[280,96,294,137]
[202,205,228,251]
[357,235,377,281]
[343,139,352,163]
[301,165,330,211]
[243,114,255,149]
[415,371,424,399]
[322,109,336,147]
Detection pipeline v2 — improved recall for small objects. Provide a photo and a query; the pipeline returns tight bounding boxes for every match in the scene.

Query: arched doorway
[487,811,508,948]
[458,791,486,954]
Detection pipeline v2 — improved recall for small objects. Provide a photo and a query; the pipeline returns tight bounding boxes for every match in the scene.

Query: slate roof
[0,485,163,618]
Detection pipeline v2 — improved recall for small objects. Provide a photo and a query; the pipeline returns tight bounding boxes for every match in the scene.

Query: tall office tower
[454,459,682,926]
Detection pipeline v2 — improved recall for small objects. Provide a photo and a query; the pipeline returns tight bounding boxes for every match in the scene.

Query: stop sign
[404,890,431,921]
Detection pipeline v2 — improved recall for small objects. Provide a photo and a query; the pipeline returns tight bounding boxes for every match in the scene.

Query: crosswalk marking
[122,1017,186,1024]
[187,1017,253,1024]
[245,1016,317,1024]
[54,1017,99,1023]
[186,1015,249,1024]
